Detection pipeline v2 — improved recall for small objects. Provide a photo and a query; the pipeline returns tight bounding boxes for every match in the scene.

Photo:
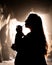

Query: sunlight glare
[9,19,30,43]
[9,12,50,54]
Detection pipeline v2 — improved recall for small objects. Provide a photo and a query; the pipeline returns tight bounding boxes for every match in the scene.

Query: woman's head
[25,13,43,31]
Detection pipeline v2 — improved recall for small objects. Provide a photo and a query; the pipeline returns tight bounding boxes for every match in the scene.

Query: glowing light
[9,19,19,43]
[9,19,30,43]
[8,12,50,54]
[23,25,31,35]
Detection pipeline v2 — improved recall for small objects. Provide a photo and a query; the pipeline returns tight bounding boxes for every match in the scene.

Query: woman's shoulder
[27,32,31,36]
[24,32,32,40]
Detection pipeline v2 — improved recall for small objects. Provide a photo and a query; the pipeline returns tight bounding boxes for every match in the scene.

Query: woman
[24,13,48,65]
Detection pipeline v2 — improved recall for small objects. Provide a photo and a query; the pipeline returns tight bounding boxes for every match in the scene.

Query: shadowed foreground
[0,59,52,65]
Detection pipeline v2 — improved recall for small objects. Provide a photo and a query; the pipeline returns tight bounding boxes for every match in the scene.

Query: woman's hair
[25,13,48,55]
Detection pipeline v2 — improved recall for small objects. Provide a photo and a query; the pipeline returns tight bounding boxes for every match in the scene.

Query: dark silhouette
[23,13,48,65]
[11,14,48,65]
[11,25,24,65]
[11,25,24,51]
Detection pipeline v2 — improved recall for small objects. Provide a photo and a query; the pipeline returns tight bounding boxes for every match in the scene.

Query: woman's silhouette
[24,13,48,65]
[12,14,48,65]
